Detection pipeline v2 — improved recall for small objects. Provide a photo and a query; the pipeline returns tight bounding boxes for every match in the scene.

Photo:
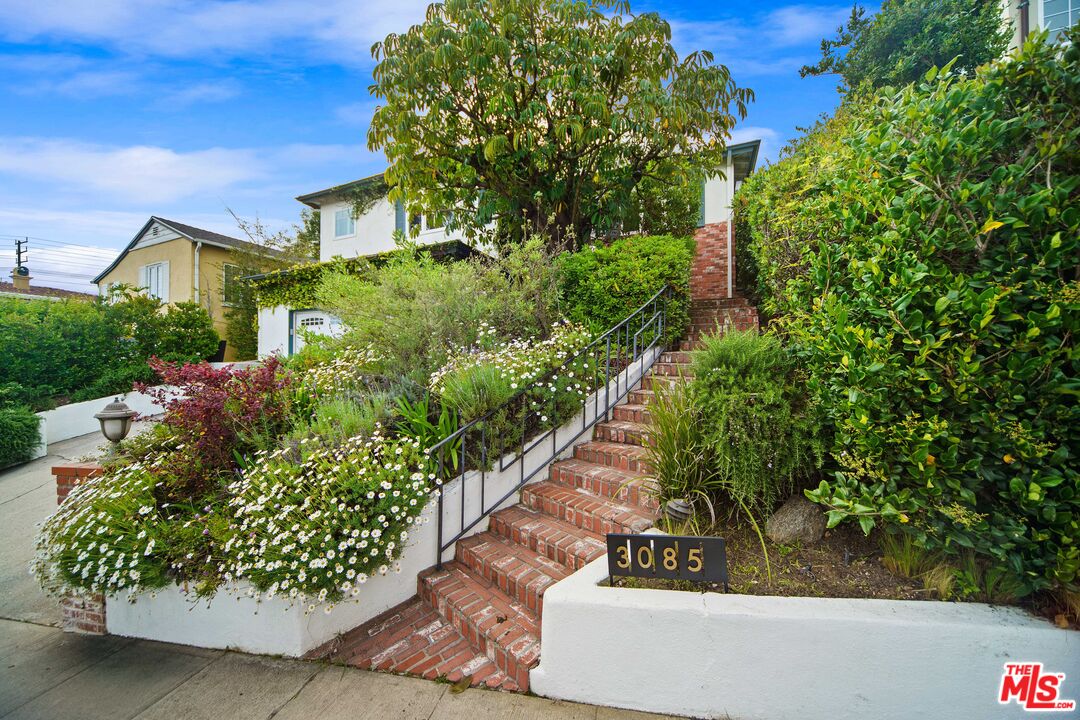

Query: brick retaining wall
[690,222,732,300]
[52,462,107,635]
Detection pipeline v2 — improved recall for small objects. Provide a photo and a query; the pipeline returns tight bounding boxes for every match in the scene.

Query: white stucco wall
[36,390,165,447]
[702,155,737,226]
[105,348,659,656]
[256,305,291,358]
[319,196,469,263]
[531,555,1080,720]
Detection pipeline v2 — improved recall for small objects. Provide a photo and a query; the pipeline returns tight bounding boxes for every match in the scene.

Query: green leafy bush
[644,331,822,522]
[558,234,694,345]
[691,330,824,516]
[316,240,559,385]
[0,292,220,410]
[0,406,41,469]
[741,31,1080,595]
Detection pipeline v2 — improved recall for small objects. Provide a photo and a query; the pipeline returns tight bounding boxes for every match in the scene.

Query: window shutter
[159,261,170,303]
[138,265,148,291]
[394,200,406,233]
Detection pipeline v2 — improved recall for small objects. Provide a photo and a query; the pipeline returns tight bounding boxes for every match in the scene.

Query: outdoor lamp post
[95,398,137,443]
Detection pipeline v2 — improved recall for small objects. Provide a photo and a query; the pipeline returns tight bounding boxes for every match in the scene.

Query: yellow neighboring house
[93,217,273,361]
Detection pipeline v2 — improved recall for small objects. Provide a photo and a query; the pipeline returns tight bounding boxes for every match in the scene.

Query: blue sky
[0,0,855,291]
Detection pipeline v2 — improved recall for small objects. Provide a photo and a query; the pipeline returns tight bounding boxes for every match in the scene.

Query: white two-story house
[256,139,760,357]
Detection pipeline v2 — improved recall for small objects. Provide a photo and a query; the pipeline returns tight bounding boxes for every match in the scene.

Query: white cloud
[0,138,263,204]
[764,5,851,46]
[0,0,431,65]
[336,100,378,127]
[160,80,242,107]
[729,125,782,163]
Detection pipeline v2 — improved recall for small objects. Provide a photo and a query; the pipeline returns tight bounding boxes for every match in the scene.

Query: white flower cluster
[31,461,170,599]
[222,428,433,613]
[304,344,382,396]
[429,321,592,398]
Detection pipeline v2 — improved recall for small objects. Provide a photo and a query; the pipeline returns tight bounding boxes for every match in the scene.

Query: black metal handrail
[429,286,671,567]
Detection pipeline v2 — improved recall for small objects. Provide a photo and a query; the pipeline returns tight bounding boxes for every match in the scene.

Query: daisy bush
[32,457,230,599]
[223,430,433,611]
[429,322,596,465]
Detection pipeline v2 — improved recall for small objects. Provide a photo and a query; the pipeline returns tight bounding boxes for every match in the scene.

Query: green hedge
[0,407,41,469]
[557,234,694,345]
[0,292,220,411]
[737,31,1080,596]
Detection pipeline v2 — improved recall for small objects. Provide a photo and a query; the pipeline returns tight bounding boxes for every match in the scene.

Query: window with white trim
[334,208,355,237]
[1043,0,1078,39]
[139,262,169,302]
[223,263,244,306]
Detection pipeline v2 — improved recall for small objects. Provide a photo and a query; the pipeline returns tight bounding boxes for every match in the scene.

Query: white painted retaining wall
[106,347,659,656]
[31,390,166,461]
[531,554,1080,720]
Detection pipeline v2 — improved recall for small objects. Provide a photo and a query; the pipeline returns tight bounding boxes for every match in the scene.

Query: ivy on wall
[251,257,372,308]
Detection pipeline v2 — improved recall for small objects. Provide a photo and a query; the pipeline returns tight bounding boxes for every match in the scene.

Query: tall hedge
[0,407,41,469]
[558,234,694,345]
[0,293,220,410]
[737,31,1080,595]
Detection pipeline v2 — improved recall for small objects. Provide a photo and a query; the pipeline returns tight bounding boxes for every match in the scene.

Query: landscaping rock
[766,494,827,545]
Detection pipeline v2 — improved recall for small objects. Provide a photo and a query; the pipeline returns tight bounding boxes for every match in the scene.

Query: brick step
[573,439,653,474]
[521,481,655,535]
[627,388,657,406]
[418,562,540,691]
[649,361,693,378]
[690,297,753,310]
[489,505,607,570]
[549,458,658,512]
[455,531,570,616]
[612,402,652,424]
[594,419,651,445]
[312,597,515,690]
[639,374,683,392]
[659,351,693,364]
[679,340,706,352]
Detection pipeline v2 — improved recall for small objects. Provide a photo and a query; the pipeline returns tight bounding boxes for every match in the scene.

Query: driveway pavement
[0,432,679,720]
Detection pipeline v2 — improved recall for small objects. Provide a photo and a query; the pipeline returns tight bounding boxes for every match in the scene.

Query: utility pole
[11,237,31,289]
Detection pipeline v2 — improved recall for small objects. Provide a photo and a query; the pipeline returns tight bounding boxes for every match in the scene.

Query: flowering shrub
[429,321,592,411]
[223,430,432,611]
[32,459,230,598]
[300,344,383,399]
[136,358,296,492]
[430,322,594,465]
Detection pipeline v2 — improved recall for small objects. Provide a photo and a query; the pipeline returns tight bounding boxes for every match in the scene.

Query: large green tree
[367,0,751,250]
[801,0,1010,91]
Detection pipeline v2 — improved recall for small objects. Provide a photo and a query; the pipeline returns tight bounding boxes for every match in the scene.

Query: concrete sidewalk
[0,432,678,720]
[0,618,668,720]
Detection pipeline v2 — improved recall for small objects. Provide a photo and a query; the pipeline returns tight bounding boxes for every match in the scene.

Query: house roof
[727,139,761,183]
[296,172,388,209]
[91,216,282,284]
[0,281,96,301]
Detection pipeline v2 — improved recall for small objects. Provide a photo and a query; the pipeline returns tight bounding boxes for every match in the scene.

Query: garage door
[291,310,344,354]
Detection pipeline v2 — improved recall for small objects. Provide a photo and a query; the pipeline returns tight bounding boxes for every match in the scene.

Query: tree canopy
[367,0,751,250]
[801,0,1009,91]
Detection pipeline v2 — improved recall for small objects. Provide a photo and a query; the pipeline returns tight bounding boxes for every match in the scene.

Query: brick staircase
[309,350,702,691]
[312,223,759,693]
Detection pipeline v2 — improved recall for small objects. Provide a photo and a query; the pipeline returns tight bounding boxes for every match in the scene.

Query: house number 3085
[605,533,729,588]
[614,542,703,573]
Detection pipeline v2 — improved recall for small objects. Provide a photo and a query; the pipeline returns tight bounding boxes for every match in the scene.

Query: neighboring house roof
[0,281,96,301]
[727,139,761,183]
[296,172,388,209]
[91,216,283,284]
